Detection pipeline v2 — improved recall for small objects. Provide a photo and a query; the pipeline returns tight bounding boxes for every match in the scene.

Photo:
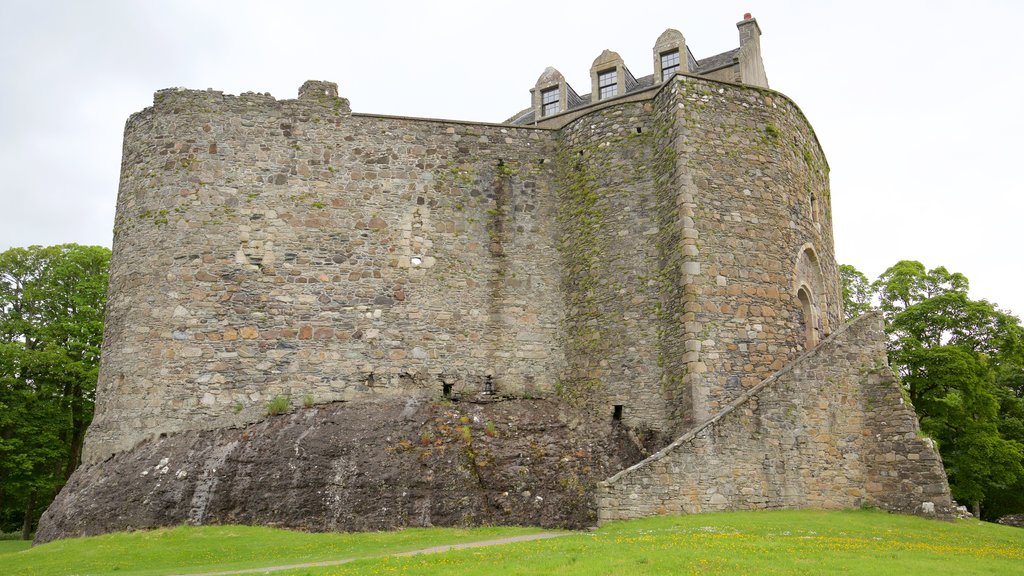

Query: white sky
[2,0,1022,317]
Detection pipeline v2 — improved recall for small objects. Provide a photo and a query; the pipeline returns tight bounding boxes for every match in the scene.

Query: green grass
[4,510,1023,576]
[0,540,31,556]
[275,510,1024,576]
[3,524,544,576]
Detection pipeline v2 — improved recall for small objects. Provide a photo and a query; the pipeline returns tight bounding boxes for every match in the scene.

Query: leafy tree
[870,260,1024,519]
[839,264,873,321]
[0,244,109,538]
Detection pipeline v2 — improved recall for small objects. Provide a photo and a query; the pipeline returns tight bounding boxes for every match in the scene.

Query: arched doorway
[797,286,817,349]
[792,244,827,349]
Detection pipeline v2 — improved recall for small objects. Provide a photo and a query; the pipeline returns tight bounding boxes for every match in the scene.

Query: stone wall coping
[601,312,883,486]
[349,112,555,131]
[142,87,557,133]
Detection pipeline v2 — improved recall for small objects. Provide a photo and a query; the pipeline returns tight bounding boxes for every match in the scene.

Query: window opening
[613,405,623,421]
[541,87,560,117]
[797,287,817,349]
[660,49,680,81]
[598,69,617,99]
[442,382,453,399]
[483,375,495,395]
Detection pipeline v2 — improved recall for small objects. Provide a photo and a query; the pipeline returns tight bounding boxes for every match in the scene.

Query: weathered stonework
[86,71,838,463]
[37,398,644,543]
[88,88,565,462]
[40,19,954,542]
[597,313,955,522]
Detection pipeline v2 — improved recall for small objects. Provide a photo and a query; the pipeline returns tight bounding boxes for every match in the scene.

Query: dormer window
[528,67,581,123]
[660,49,680,80]
[541,87,560,116]
[598,69,618,99]
[652,29,687,87]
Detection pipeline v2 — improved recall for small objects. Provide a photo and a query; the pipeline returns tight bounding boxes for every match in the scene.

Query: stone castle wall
[553,97,678,430]
[663,78,840,426]
[596,313,955,522]
[88,86,568,462]
[51,63,958,542]
[89,75,837,463]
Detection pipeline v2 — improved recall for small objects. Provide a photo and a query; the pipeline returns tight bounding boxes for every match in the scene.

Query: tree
[0,244,109,538]
[870,260,1024,519]
[839,264,873,321]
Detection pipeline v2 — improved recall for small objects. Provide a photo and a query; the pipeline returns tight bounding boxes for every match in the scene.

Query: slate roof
[694,48,740,74]
[507,47,740,126]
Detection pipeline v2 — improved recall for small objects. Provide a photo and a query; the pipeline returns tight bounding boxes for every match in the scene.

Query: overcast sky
[2,0,1021,317]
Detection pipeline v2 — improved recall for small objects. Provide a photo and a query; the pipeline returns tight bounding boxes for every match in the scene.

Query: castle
[37,16,955,542]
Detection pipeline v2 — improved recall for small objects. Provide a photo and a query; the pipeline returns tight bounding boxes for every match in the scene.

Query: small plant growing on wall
[302,394,314,408]
[266,395,290,416]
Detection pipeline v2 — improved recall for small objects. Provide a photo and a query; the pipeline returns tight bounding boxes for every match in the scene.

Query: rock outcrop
[37,398,647,543]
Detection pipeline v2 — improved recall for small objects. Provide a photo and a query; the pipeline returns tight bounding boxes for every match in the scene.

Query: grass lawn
[3,510,1022,576]
[1,524,545,576]
[276,509,1024,576]
[0,540,32,556]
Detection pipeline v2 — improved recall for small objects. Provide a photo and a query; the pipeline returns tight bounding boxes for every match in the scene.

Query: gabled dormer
[508,16,770,126]
[529,67,583,120]
[589,50,638,104]
[652,29,690,83]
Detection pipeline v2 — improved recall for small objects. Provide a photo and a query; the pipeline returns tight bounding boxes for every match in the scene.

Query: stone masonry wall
[862,340,956,515]
[664,75,839,426]
[87,84,566,463]
[553,100,676,430]
[596,313,954,522]
[87,75,847,464]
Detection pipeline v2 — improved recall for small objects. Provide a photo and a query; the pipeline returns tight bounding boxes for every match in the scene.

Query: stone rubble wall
[87,86,567,463]
[553,98,677,430]
[597,312,955,522]
[87,75,841,463]
[663,76,840,426]
[541,75,838,434]
[861,335,956,516]
[87,74,875,478]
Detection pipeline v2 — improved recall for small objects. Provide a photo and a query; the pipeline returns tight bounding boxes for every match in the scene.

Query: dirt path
[171,531,571,576]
